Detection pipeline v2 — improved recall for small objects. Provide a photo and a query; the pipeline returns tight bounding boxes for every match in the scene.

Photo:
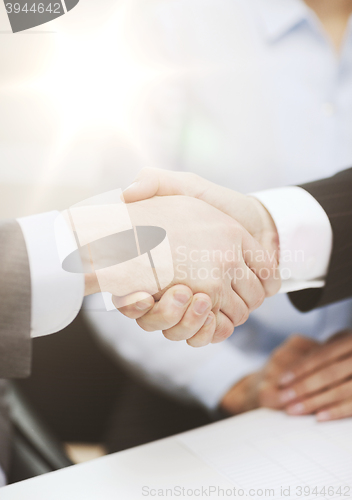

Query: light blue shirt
[200,0,352,407]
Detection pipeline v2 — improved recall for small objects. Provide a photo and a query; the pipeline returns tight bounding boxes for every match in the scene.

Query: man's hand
[122,168,279,262]
[85,273,212,347]
[117,168,281,346]
[220,335,318,415]
[114,195,280,346]
[279,330,352,421]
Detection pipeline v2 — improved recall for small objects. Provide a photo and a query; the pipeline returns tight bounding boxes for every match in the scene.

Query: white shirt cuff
[251,186,333,294]
[0,467,6,487]
[188,345,266,410]
[17,211,84,338]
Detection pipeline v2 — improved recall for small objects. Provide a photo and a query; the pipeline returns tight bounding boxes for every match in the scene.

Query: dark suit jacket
[289,167,352,312]
[0,220,32,474]
[0,220,32,378]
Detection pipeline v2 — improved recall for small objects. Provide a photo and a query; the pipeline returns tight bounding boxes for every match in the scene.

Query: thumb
[122,168,161,203]
[122,167,182,203]
[122,168,205,203]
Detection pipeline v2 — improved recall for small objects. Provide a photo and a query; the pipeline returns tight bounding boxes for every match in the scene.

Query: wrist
[247,196,280,265]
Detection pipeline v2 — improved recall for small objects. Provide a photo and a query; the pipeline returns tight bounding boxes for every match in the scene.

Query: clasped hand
[113,169,280,346]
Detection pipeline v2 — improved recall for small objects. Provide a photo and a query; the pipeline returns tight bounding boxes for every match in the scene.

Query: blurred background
[0,0,162,217]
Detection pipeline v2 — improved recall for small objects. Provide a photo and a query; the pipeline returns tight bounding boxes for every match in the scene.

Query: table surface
[0,435,233,500]
[2,409,352,500]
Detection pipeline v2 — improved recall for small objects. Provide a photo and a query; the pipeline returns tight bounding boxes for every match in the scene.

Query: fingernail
[173,292,191,307]
[280,372,295,386]
[135,299,152,311]
[194,299,211,315]
[286,403,305,415]
[280,389,297,403]
[316,411,330,422]
[204,313,214,326]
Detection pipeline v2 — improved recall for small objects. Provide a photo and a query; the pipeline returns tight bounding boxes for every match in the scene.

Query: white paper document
[177,409,352,499]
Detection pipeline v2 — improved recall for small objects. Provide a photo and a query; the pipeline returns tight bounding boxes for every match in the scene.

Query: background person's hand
[113,195,280,346]
[279,330,352,421]
[220,335,318,415]
[122,168,279,264]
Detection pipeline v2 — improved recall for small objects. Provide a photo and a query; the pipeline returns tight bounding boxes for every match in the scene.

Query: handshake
[82,169,281,347]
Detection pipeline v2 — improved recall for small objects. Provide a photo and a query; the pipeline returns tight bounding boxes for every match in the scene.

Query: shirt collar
[250,0,311,42]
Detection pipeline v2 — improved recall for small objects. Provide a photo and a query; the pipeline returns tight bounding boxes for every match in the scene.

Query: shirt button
[322,102,335,116]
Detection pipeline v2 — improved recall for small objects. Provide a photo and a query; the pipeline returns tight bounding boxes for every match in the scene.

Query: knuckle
[341,381,352,398]
[293,382,306,396]
[162,330,182,342]
[186,338,198,348]
[117,306,133,318]
[194,293,212,309]
[138,308,174,332]
[236,305,249,326]
[330,386,343,401]
[304,377,320,394]
[179,317,197,333]
[187,334,209,348]
[250,287,266,311]
[301,359,316,375]
[163,318,200,341]
[136,317,156,332]
[326,364,340,382]
[214,322,234,343]
[162,309,181,327]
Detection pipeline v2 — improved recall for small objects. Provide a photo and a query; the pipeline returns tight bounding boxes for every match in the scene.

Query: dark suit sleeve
[0,380,11,475]
[289,167,352,312]
[0,220,32,378]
